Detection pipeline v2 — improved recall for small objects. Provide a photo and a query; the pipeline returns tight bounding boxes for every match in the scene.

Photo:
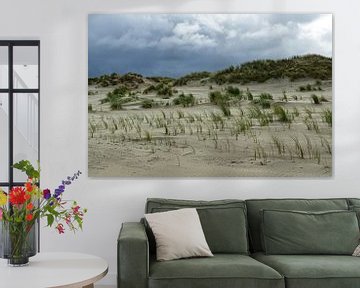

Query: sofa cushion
[146,198,248,254]
[346,199,360,229]
[347,198,360,207]
[261,209,359,255]
[149,254,284,288]
[349,205,360,228]
[145,208,213,261]
[252,252,360,288]
[246,198,349,252]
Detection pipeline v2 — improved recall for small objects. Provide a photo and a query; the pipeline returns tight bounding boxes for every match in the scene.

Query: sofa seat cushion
[149,254,284,288]
[252,252,360,288]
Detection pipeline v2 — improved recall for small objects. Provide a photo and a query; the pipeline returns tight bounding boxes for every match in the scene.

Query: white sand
[88,79,332,177]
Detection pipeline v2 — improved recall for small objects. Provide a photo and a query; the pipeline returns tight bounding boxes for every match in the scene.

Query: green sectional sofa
[118,198,360,288]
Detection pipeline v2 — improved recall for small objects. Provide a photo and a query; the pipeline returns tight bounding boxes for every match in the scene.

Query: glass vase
[0,220,37,266]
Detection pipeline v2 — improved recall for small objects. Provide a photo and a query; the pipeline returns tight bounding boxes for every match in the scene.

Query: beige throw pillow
[145,208,213,261]
[353,244,360,256]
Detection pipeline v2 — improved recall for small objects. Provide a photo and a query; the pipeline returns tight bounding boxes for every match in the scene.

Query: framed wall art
[88,14,332,177]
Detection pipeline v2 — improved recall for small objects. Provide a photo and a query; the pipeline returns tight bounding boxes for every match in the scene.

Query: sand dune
[88,78,332,177]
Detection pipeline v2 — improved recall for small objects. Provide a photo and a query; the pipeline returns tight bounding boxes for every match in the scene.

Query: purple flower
[53,171,82,199]
[54,189,63,198]
[43,189,51,200]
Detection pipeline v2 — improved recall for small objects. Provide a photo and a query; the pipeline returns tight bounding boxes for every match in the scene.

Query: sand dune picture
[88,14,332,177]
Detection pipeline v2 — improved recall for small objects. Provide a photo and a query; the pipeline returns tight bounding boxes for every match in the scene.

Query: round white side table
[0,252,108,288]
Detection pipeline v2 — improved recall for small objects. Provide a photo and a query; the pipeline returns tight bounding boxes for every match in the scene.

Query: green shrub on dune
[209,91,228,105]
[211,54,331,84]
[143,85,157,94]
[101,86,130,110]
[174,71,211,86]
[157,83,173,98]
[89,72,144,88]
[89,55,332,92]
[209,91,231,116]
[246,88,253,100]
[143,82,173,98]
[141,99,154,109]
[311,94,320,104]
[273,105,292,123]
[322,108,332,126]
[173,93,195,107]
[252,93,273,109]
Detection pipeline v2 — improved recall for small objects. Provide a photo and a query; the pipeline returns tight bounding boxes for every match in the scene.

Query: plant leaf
[47,214,54,227]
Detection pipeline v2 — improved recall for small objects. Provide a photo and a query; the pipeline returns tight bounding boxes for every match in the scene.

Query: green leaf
[13,160,40,180]
[47,206,60,217]
[75,215,83,230]
[47,214,54,227]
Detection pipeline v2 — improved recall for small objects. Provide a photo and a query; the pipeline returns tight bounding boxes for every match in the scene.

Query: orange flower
[26,214,33,221]
[24,193,31,200]
[26,203,34,210]
[25,182,33,192]
[9,187,26,205]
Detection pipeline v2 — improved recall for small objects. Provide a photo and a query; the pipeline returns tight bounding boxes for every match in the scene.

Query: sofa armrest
[118,222,149,288]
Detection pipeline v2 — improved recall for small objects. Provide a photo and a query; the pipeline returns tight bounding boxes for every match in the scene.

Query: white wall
[0,108,8,182]
[1,0,360,286]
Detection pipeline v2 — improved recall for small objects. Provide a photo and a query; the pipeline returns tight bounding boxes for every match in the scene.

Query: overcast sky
[88,14,332,78]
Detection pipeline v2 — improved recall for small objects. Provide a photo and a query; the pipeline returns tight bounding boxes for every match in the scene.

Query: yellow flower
[0,190,7,206]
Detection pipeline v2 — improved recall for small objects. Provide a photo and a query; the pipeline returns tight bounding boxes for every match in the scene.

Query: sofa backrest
[145,198,249,255]
[348,198,360,207]
[245,198,349,252]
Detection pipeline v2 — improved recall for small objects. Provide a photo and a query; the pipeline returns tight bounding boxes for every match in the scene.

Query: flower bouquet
[0,160,87,266]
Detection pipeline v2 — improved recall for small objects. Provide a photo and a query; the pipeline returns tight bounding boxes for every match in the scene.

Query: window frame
[0,40,40,189]
[0,40,40,252]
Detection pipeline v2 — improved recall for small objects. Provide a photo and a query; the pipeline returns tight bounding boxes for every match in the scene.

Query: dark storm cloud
[88,14,332,78]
